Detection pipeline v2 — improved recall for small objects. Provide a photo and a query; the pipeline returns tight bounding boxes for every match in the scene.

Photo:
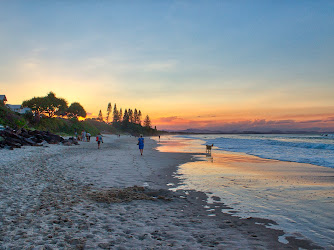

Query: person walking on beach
[81,130,86,142]
[138,134,144,155]
[96,133,103,149]
[86,132,91,142]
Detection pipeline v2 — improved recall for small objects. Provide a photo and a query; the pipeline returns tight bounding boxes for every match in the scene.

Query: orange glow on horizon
[3,88,334,132]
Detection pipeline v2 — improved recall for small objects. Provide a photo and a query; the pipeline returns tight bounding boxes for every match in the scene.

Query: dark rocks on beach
[61,137,79,146]
[0,127,77,149]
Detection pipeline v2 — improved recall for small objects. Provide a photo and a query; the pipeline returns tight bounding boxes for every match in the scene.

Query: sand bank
[0,135,321,249]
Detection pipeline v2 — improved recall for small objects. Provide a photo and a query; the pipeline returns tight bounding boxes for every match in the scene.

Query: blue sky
[1,1,333,130]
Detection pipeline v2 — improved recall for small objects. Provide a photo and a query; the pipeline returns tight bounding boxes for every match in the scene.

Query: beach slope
[0,135,319,249]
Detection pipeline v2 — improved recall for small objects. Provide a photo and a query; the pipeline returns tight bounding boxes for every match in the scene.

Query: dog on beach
[206,144,214,154]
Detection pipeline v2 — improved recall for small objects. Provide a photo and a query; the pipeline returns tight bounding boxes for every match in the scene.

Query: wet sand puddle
[155,135,334,248]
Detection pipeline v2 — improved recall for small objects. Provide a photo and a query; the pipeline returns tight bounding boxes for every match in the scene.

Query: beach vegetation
[133,109,138,123]
[128,109,133,123]
[97,110,103,122]
[119,108,123,122]
[0,92,161,136]
[67,102,87,118]
[137,110,142,125]
[22,92,68,118]
[113,103,120,123]
[144,115,151,128]
[0,104,27,128]
[121,109,129,129]
[106,102,112,123]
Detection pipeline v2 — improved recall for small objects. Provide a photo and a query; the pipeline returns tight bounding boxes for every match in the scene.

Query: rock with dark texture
[0,127,75,150]
[61,137,79,146]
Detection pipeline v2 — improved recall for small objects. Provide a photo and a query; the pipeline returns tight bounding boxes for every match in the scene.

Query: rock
[61,140,72,146]
[23,137,37,146]
[0,127,75,150]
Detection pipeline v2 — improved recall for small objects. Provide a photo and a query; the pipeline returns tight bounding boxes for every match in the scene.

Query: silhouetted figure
[206,144,214,154]
[138,134,144,155]
[81,130,86,142]
[86,132,91,142]
[96,133,103,149]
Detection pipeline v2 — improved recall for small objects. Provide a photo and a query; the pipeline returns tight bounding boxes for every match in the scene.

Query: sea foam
[181,134,334,169]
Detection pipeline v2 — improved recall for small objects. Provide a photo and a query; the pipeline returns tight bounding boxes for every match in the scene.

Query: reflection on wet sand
[205,154,213,162]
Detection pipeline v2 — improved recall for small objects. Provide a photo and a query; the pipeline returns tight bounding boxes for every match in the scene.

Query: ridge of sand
[0,135,320,249]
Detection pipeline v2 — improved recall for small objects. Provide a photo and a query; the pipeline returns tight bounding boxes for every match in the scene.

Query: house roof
[7,104,22,109]
[0,95,7,101]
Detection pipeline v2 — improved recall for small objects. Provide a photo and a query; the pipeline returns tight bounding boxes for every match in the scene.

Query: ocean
[156,134,334,248]
[185,133,334,169]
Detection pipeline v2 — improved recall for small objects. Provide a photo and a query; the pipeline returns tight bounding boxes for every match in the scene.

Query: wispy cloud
[143,60,177,72]
[156,116,334,132]
[299,120,323,124]
[157,116,181,123]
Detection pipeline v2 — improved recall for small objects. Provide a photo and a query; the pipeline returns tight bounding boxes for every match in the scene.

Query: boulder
[0,127,76,150]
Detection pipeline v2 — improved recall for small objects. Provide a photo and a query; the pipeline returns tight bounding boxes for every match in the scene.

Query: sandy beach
[0,135,323,249]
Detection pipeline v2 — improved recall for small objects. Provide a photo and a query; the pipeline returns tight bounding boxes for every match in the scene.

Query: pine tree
[144,115,151,128]
[138,110,142,125]
[134,109,138,124]
[119,108,123,122]
[113,104,119,123]
[128,109,133,123]
[121,109,129,128]
[98,110,103,122]
[122,109,128,122]
[106,102,112,123]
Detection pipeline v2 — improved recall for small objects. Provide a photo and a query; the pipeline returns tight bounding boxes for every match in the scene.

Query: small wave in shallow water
[181,134,334,169]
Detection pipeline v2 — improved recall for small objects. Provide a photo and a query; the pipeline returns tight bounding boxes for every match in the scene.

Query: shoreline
[0,135,322,249]
[155,136,326,249]
[157,134,334,248]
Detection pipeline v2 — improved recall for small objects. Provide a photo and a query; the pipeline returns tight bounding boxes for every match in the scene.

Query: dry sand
[0,135,321,249]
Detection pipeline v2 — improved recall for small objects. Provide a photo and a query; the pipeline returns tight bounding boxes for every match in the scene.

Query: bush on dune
[30,117,101,136]
[1,102,160,137]
[0,104,27,128]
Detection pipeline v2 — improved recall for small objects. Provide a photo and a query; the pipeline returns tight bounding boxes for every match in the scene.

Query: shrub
[0,105,28,128]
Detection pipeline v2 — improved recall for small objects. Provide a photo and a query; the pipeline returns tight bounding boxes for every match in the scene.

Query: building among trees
[6,104,31,114]
[0,95,7,104]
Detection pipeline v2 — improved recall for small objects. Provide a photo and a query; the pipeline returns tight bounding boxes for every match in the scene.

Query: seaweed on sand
[87,186,171,203]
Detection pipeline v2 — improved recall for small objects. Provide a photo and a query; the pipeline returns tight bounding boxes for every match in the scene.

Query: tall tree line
[105,103,146,127]
[100,102,156,133]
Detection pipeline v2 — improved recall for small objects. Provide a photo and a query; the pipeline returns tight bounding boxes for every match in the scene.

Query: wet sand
[157,135,334,248]
[0,135,324,249]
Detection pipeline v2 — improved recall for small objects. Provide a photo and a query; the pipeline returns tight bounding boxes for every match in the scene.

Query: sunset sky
[1,1,333,131]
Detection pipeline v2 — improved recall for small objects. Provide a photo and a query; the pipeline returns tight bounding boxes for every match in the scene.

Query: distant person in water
[158,135,160,141]
[96,133,103,149]
[138,134,144,155]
